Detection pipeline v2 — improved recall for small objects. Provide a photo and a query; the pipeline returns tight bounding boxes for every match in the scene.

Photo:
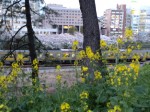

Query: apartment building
[131,8,150,35]
[0,0,58,36]
[117,4,126,36]
[104,9,124,37]
[42,4,83,34]
[126,9,132,28]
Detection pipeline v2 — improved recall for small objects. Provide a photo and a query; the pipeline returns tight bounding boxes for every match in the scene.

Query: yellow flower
[94,52,101,60]
[73,40,79,46]
[107,102,111,108]
[108,109,115,112]
[130,61,140,74]
[117,77,121,85]
[56,75,62,82]
[17,53,23,61]
[78,50,86,59]
[132,54,140,61]
[114,105,121,111]
[81,77,85,83]
[0,104,4,109]
[94,71,102,80]
[80,91,89,99]
[131,46,134,49]
[126,48,132,54]
[137,44,142,49]
[83,102,88,111]
[32,79,37,83]
[60,102,70,112]
[110,79,114,85]
[125,28,133,38]
[100,40,107,48]
[12,62,19,69]
[0,76,6,82]
[33,58,38,65]
[74,60,78,66]
[33,64,38,71]
[72,40,79,50]
[0,62,3,67]
[108,105,121,112]
[82,66,88,72]
[117,38,123,44]
[86,46,94,59]
[87,110,93,112]
[56,65,61,71]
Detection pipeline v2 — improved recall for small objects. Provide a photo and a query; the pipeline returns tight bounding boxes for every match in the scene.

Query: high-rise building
[103,8,125,37]
[126,9,132,28]
[117,4,126,36]
[130,8,150,35]
[42,4,83,34]
[0,0,58,36]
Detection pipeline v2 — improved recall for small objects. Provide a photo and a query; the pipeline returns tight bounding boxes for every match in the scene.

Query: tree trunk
[25,0,38,82]
[79,0,107,79]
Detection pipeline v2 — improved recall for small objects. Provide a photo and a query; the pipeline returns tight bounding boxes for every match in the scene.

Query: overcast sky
[44,0,150,17]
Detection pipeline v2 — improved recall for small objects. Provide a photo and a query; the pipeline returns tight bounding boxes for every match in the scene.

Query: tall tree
[0,0,56,84]
[25,0,38,81]
[79,0,107,79]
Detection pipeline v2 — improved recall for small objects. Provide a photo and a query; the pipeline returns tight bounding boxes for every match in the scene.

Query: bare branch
[9,25,26,51]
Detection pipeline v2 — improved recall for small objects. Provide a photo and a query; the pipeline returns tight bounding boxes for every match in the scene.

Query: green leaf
[40,107,47,112]
[120,101,128,108]
[126,107,133,112]
[134,85,146,95]
[96,94,107,103]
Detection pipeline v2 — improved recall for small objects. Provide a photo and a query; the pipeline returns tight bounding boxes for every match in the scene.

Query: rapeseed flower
[117,38,123,44]
[60,102,70,112]
[94,52,101,60]
[94,71,102,80]
[33,58,38,65]
[125,28,133,38]
[0,62,3,67]
[126,48,132,54]
[114,105,121,111]
[17,53,23,61]
[56,75,62,82]
[82,66,88,72]
[72,40,79,50]
[132,54,140,61]
[74,60,78,66]
[81,77,85,83]
[86,46,94,59]
[87,110,93,112]
[108,105,121,112]
[100,40,107,48]
[56,65,61,71]
[0,104,4,109]
[78,50,86,59]
[137,44,141,49]
[129,61,140,74]
[108,109,115,112]
[80,91,89,99]
[12,62,19,69]
[107,102,111,108]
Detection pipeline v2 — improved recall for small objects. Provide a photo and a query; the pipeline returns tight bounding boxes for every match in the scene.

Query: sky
[44,0,150,17]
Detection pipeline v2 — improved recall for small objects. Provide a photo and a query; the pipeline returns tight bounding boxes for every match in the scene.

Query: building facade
[117,4,126,36]
[104,9,124,37]
[0,0,58,36]
[42,4,83,34]
[126,9,132,28]
[130,8,150,35]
